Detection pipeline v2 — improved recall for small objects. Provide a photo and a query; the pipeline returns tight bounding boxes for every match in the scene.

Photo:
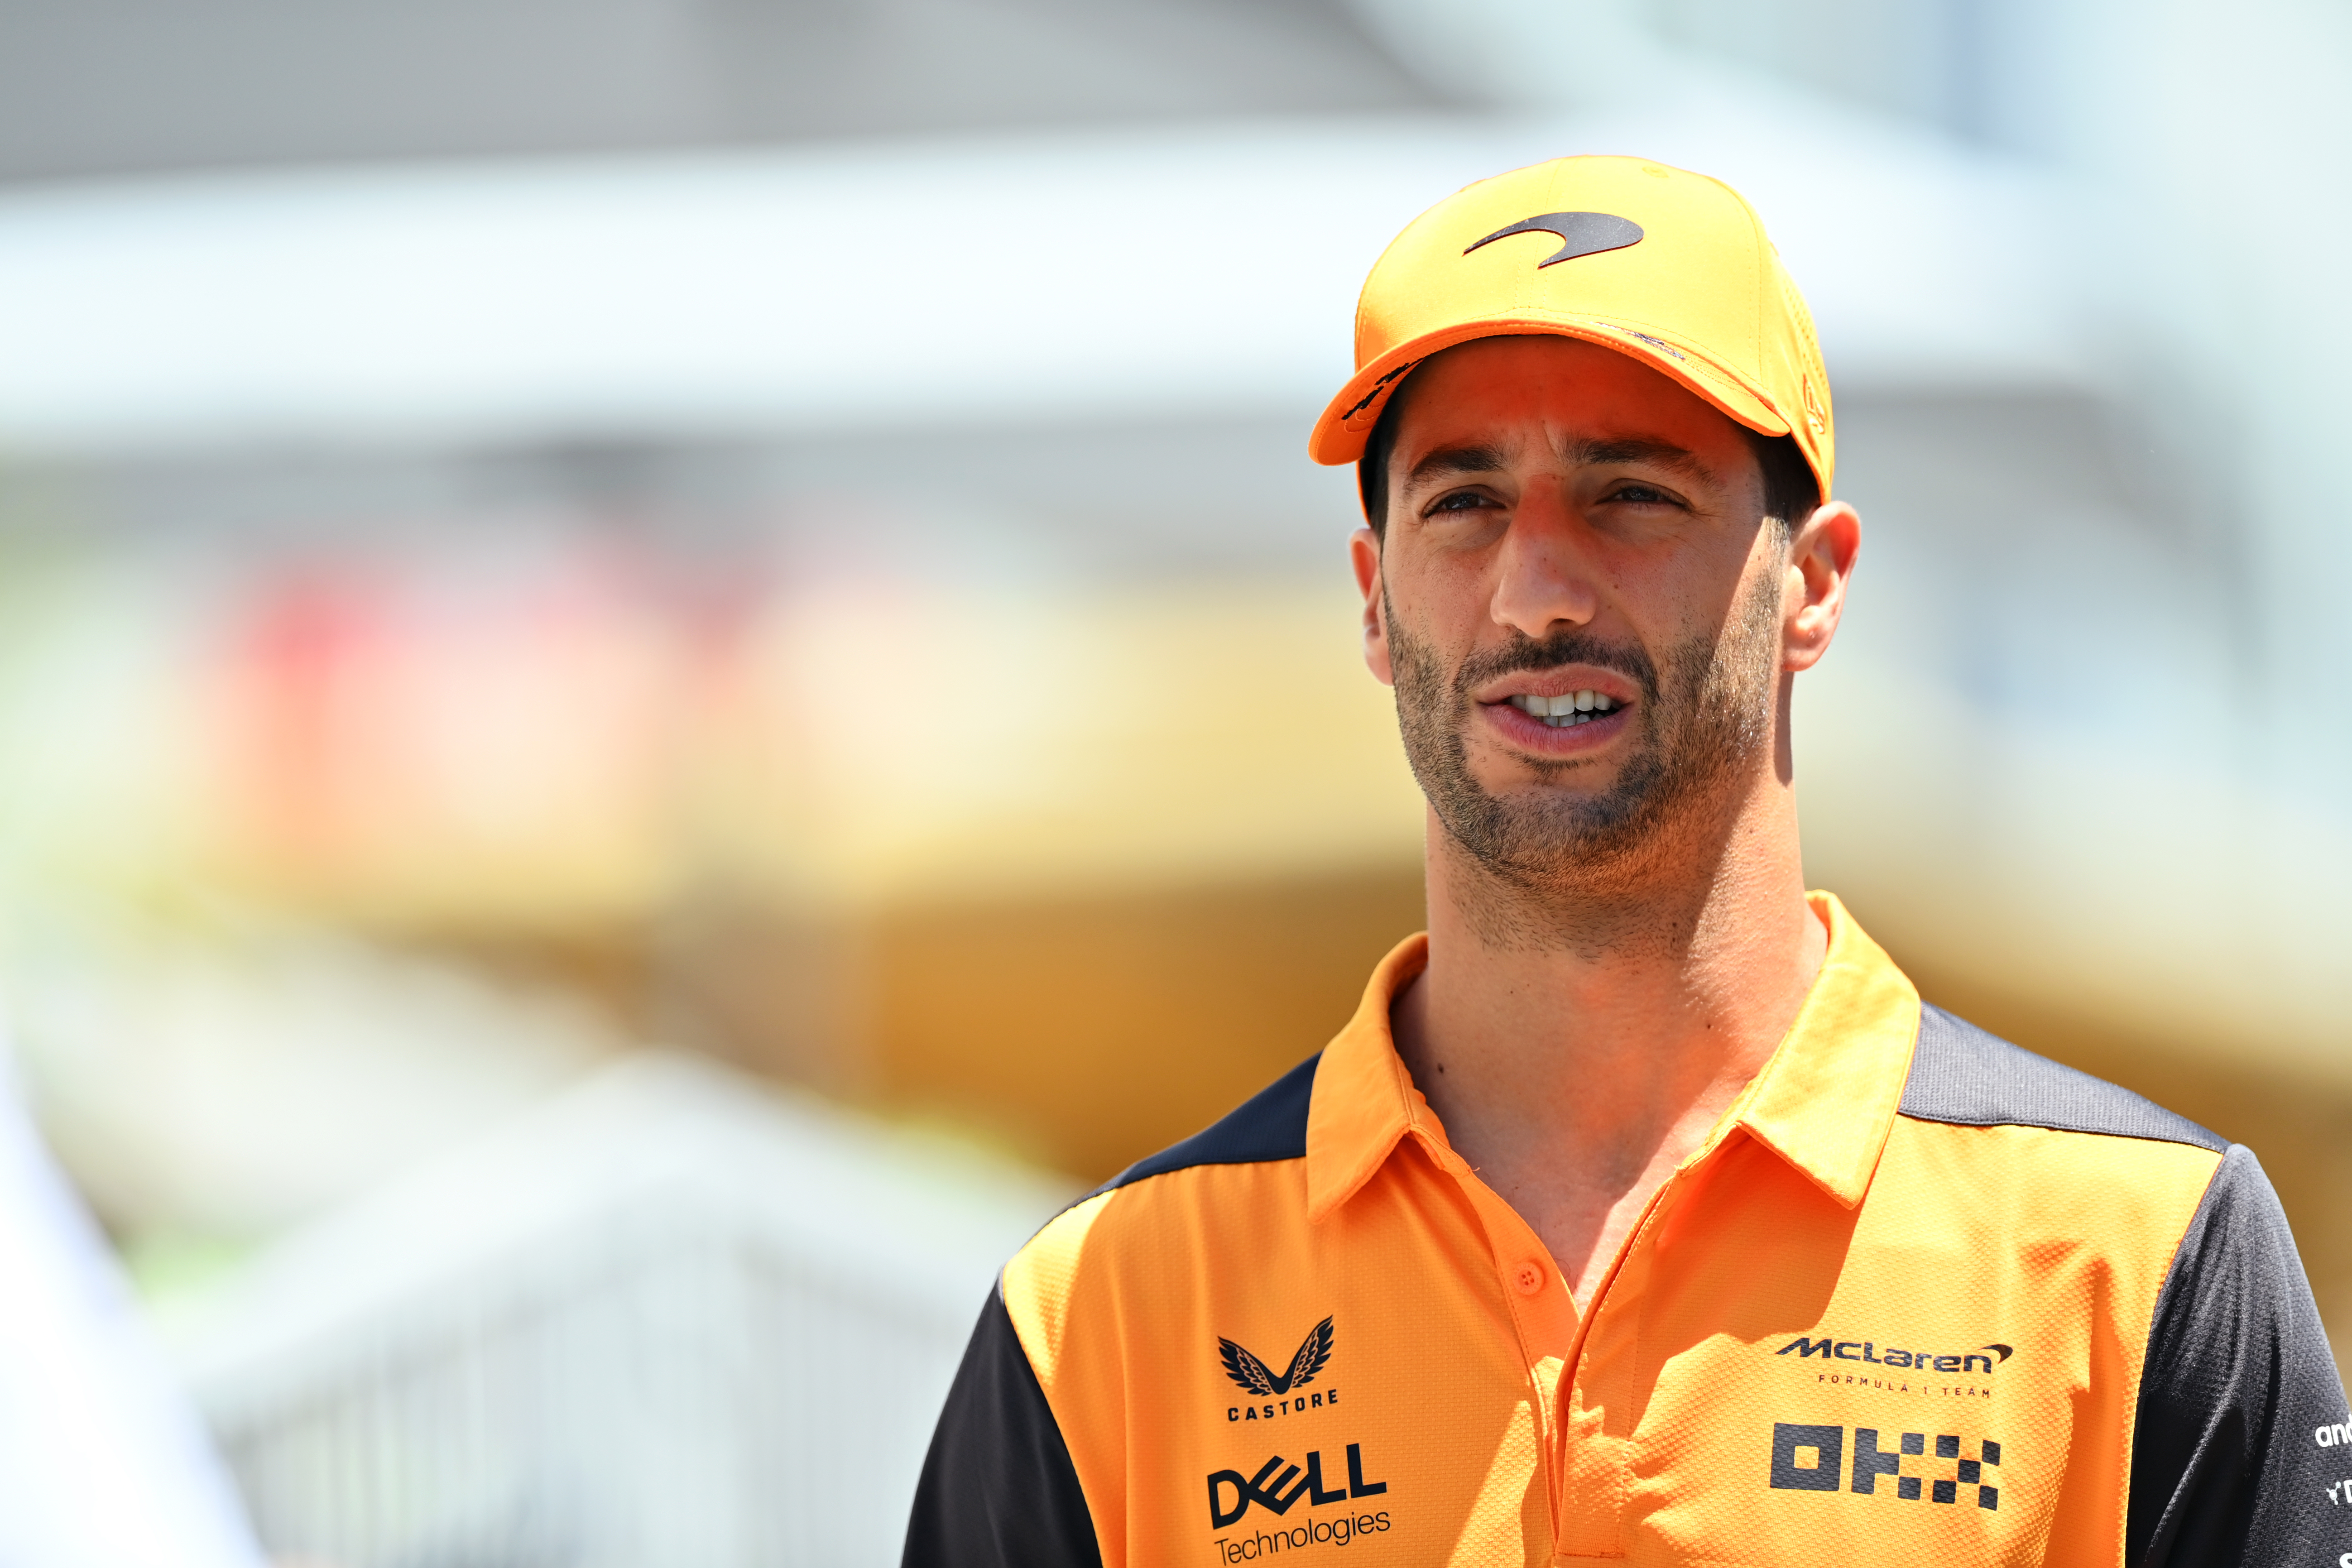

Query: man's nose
[1489,495,1598,639]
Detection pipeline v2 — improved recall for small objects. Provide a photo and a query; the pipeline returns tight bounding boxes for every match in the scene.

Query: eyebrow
[1403,442,1509,488]
[1400,435,1716,489]
[1571,437,1714,480]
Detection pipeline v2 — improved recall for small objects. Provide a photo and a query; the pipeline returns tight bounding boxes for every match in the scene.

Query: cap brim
[1306,314,1792,466]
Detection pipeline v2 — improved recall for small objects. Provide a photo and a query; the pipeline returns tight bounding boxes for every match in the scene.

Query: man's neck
[1391,782,1828,1310]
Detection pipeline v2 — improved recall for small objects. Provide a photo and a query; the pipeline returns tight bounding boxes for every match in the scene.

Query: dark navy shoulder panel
[904,1288,1104,1568]
[2126,1146,2352,1567]
[1095,1052,1319,1195]
[1898,1004,2225,1151]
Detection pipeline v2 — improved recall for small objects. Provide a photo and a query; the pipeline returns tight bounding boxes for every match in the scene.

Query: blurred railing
[162,1056,1061,1568]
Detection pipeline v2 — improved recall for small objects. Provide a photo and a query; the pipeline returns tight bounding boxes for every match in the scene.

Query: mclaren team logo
[1462,211,1645,269]
[1777,1335,2013,1375]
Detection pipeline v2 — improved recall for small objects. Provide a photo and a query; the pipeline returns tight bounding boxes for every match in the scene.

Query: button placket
[1549,1161,1700,1558]
[1418,1136,1582,1539]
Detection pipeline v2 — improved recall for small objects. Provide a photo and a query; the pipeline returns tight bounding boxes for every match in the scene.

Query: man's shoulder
[1885,1005,2233,1290]
[1898,1002,2226,1153]
[1005,1056,1320,1296]
[999,1056,1322,1380]
[1092,1052,1320,1196]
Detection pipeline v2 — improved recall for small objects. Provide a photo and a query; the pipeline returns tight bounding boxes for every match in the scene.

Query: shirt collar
[1305,933,1437,1223]
[1304,892,1921,1222]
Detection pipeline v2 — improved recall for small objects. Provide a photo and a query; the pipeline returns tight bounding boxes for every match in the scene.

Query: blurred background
[0,0,2346,1562]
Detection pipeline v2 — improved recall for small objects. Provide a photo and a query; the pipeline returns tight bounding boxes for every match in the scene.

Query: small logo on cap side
[1464,212,1644,268]
[1600,324,1685,362]
[1339,359,1420,424]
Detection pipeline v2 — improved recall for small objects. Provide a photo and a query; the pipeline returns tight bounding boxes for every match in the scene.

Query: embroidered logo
[1220,1317,1334,1396]
[1769,1423,2003,1510]
[1206,1444,1388,1529]
[1775,1335,2012,1374]
[1463,211,1644,268]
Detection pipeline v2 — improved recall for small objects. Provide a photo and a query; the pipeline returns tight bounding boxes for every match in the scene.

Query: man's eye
[1606,483,1676,505]
[1428,491,1497,514]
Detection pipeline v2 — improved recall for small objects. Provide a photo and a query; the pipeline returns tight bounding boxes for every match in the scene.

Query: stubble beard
[1385,566,1786,951]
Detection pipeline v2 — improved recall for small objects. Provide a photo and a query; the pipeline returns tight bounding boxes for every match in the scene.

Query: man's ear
[1782,500,1861,673]
[1350,527,1396,687]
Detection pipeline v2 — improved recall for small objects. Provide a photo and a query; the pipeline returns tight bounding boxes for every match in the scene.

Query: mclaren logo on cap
[1464,211,1644,267]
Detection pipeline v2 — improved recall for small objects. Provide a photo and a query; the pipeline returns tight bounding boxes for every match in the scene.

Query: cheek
[1380,545,1481,637]
[1622,541,1763,645]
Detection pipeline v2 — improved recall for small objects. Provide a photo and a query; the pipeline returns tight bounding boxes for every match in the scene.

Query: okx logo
[1770,1423,2002,1510]
[1207,1445,1387,1529]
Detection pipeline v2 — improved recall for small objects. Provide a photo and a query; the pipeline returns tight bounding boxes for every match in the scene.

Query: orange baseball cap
[1309,154,1834,503]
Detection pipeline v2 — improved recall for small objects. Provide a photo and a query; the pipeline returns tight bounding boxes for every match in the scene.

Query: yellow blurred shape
[717,575,1425,909]
[192,570,1424,932]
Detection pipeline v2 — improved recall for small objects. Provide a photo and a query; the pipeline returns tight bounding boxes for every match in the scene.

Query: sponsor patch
[1769,1423,2001,1510]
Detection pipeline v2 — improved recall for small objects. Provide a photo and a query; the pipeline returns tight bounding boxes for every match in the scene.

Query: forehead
[1387,334,1750,462]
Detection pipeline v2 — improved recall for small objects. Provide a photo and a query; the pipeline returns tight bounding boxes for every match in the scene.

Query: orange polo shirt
[906,894,2348,1567]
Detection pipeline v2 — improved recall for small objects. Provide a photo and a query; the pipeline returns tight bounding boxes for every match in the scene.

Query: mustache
[1451,628,1659,703]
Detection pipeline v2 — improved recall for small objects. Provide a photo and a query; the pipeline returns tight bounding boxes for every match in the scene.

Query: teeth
[1508,691,1623,726]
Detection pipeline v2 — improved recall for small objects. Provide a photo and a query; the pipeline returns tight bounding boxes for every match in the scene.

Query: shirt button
[1512,1261,1547,1295]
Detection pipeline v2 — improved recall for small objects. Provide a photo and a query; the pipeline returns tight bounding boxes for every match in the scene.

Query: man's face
[1352,334,1800,892]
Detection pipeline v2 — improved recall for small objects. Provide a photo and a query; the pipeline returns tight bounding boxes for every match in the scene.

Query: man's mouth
[1503,690,1623,729]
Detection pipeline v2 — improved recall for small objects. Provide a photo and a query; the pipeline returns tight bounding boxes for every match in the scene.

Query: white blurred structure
[0,1051,264,1568]
[0,107,2082,451]
[153,1053,1070,1568]
[0,97,2341,1078]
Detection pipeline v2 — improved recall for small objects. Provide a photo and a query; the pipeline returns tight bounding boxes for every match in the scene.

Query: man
[903,156,2349,1566]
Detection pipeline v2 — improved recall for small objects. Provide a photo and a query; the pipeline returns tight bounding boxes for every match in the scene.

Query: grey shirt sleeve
[2128,1144,2352,1568]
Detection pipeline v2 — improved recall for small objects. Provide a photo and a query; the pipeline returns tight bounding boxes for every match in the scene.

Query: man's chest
[1150,1266,2072,1563]
[1047,1135,2176,1568]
